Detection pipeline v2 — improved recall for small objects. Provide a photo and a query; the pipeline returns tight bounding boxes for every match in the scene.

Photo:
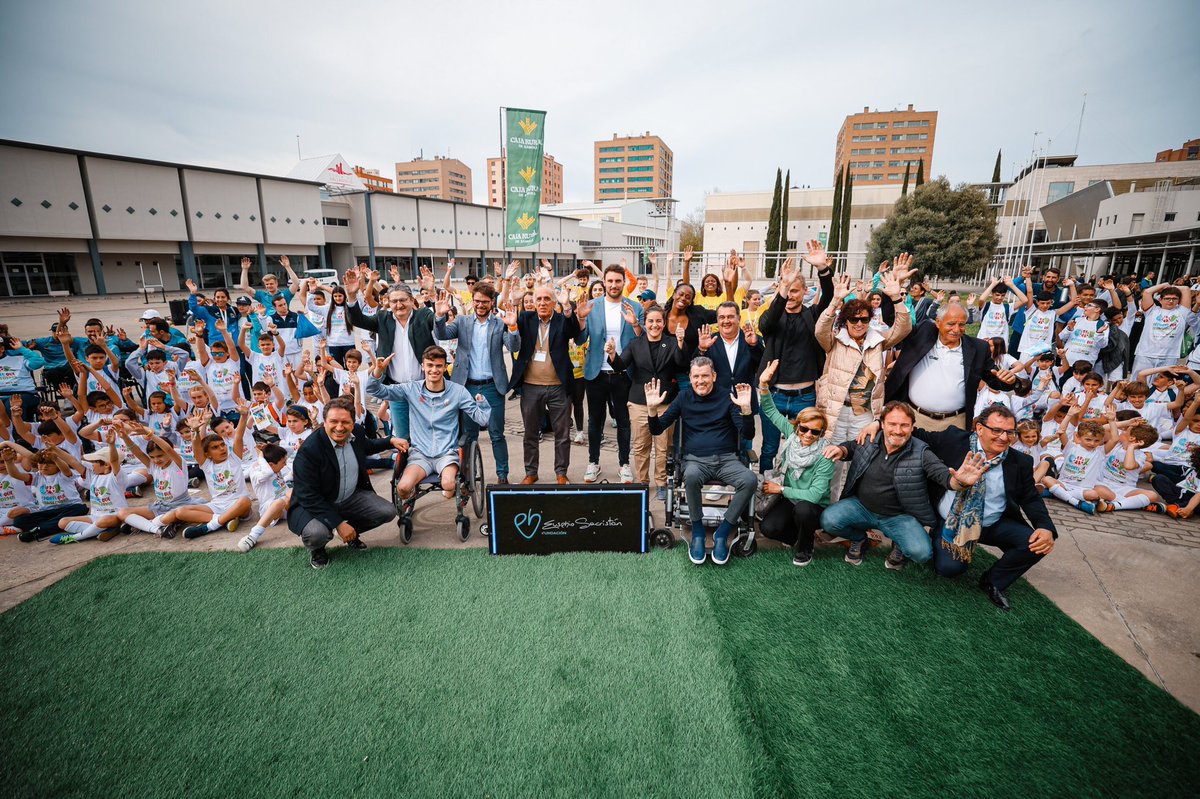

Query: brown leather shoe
[520,475,538,485]
[556,475,569,485]
[495,476,509,485]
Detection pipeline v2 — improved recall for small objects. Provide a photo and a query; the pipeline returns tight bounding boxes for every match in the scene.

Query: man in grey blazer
[434,284,520,483]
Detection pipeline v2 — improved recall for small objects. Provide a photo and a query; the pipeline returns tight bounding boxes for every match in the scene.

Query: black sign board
[487,484,649,555]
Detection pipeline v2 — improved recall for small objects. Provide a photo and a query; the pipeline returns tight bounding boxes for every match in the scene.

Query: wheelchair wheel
[400,518,413,545]
[469,441,485,518]
[457,517,471,542]
[650,528,675,550]
[732,537,757,558]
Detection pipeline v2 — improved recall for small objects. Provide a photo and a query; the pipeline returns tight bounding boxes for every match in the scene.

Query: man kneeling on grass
[288,396,404,570]
[364,346,491,501]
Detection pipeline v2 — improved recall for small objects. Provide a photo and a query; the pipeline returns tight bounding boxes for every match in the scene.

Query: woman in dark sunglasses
[758,357,834,567]
[814,263,916,497]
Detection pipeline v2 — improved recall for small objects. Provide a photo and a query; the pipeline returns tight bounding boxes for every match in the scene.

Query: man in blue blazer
[434,284,520,483]
[576,264,645,483]
[697,300,763,455]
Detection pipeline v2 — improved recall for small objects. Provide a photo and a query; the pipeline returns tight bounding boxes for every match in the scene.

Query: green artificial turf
[1,547,1197,798]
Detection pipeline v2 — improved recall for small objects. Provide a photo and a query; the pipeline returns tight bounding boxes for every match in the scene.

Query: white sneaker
[584,463,602,483]
[619,464,633,483]
[237,534,256,553]
[573,430,585,444]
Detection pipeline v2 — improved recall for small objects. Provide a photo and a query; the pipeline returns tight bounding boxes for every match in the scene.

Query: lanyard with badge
[534,321,550,362]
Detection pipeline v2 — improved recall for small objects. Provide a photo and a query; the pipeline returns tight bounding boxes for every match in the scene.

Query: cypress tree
[764,168,782,277]
[839,172,854,259]
[829,166,844,262]
[915,159,925,188]
[780,169,791,258]
[901,162,911,197]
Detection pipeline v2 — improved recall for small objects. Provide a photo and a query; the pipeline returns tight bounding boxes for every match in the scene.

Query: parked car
[304,268,339,286]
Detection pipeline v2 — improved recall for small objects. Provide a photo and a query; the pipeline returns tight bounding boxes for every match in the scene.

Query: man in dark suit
[434,284,520,483]
[885,303,1018,431]
[288,396,404,569]
[698,301,763,459]
[510,284,583,484]
[344,272,436,435]
[915,404,1057,611]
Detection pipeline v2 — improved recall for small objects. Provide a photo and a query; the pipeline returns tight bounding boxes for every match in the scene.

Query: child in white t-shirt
[1091,418,1163,513]
[1043,414,1107,514]
[119,427,195,535]
[51,432,130,544]
[0,442,35,534]
[240,443,293,552]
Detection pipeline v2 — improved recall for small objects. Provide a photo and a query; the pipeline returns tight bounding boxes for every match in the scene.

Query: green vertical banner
[504,107,546,249]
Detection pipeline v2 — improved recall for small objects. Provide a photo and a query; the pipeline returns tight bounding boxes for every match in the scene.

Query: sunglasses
[848,316,870,324]
[980,423,1018,439]
[796,424,824,436]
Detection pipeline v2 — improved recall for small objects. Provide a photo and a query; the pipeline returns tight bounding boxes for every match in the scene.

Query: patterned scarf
[778,434,824,485]
[940,434,1006,564]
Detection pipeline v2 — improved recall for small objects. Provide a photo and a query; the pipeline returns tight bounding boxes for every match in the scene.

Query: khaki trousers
[628,402,674,488]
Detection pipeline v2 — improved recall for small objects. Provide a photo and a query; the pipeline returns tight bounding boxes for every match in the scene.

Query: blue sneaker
[688,533,706,565]
[712,534,730,565]
[1077,500,1096,515]
[49,534,77,545]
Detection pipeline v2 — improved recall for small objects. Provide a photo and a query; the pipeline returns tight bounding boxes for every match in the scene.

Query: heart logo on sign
[514,510,542,540]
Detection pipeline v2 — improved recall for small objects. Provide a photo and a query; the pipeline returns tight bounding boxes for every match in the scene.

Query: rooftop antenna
[296,135,301,160]
[1074,92,1087,154]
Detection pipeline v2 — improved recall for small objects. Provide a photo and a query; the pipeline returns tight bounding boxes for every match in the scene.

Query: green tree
[866,177,1000,280]
[915,160,925,188]
[779,169,791,256]
[838,172,854,261]
[829,166,844,262]
[679,203,704,252]
[764,168,782,277]
[901,162,911,197]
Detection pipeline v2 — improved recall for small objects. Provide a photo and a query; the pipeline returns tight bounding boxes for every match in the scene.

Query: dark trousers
[520,383,571,478]
[570,378,586,430]
[293,489,396,551]
[0,391,40,422]
[933,516,1046,592]
[759,497,823,552]
[586,371,631,465]
[1151,462,1186,503]
[15,503,88,538]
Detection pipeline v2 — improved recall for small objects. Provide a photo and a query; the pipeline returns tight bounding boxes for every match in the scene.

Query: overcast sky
[2,0,1197,216]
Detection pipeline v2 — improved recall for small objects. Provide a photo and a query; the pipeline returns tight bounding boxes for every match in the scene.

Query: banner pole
[499,107,506,213]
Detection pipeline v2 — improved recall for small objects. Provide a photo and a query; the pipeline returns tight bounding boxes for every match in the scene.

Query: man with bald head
[885,302,1018,431]
[509,285,584,484]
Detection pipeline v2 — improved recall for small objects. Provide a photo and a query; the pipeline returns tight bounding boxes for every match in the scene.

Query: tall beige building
[393,156,472,203]
[593,132,673,202]
[833,104,938,186]
[486,153,564,207]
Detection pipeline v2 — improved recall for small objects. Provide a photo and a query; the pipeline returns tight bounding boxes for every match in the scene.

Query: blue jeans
[760,387,815,473]
[465,381,509,480]
[819,497,933,563]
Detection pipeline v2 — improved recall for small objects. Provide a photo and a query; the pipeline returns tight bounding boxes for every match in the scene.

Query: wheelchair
[659,418,758,557]
[390,434,485,544]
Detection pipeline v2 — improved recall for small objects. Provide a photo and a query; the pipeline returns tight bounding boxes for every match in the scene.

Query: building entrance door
[0,255,52,297]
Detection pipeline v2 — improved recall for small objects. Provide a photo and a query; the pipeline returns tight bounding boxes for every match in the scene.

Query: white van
[304,268,339,286]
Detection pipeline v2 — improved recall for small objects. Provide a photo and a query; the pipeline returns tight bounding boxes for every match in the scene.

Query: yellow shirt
[695,286,746,311]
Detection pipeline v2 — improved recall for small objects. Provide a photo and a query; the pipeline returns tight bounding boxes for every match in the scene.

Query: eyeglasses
[848,316,870,324]
[796,424,824,436]
[980,423,1018,439]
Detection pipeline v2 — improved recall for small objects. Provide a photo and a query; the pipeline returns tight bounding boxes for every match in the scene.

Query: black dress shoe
[310,548,330,569]
[979,577,1011,611]
[347,537,367,551]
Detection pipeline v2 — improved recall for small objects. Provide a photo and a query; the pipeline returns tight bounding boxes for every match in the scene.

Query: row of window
[600,156,624,163]
[629,155,653,162]
[629,144,654,151]
[851,119,931,130]
[398,177,439,184]
[891,146,927,154]
[599,187,653,194]
[893,133,928,141]
[852,160,885,168]
[599,146,624,152]
[322,217,350,227]
[398,169,439,176]
[851,147,887,155]
[852,134,888,142]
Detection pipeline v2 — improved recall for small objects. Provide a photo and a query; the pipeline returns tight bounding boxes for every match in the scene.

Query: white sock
[125,515,163,534]
[1049,485,1080,506]
[1114,494,1151,511]
[78,523,104,540]
[63,521,91,536]
[206,518,223,531]
[249,526,265,541]
[126,472,149,487]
